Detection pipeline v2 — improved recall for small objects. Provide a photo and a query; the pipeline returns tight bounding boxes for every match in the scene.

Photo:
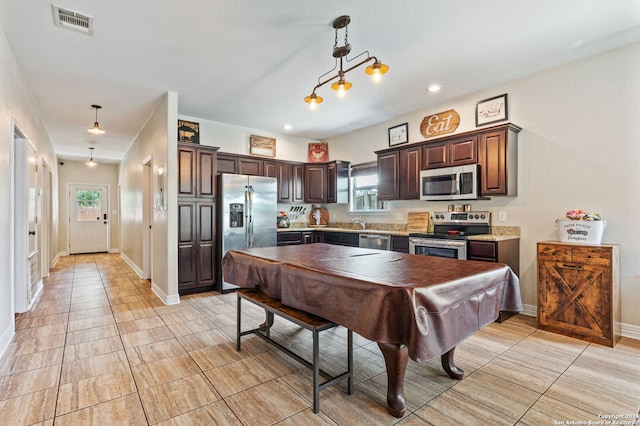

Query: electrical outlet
[498,211,507,222]
[396,212,404,220]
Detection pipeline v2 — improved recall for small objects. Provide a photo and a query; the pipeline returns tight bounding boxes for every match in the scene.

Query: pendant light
[304,15,389,108]
[88,104,105,134]
[86,147,98,167]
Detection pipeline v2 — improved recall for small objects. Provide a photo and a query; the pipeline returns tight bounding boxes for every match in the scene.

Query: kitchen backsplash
[286,221,520,236]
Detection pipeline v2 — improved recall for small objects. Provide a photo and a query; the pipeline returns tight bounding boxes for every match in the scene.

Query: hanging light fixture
[88,104,105,134]
[86,147,98,167]
[304,15,389,108]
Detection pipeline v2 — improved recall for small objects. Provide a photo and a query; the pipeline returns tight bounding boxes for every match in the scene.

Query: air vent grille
[53,5,94,35]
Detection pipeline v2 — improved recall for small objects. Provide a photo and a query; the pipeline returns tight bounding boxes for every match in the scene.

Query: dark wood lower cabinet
[468,238,520,322]
[277,231,313,246]
[178,200,217,295]
[391,235,409,253]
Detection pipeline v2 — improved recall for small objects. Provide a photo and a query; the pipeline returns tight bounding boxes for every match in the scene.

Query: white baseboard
[0,320,15,361]
[517,303,639,341]
[120,252,143,278]
[151,281,181,305]
[520,303,537,317]
[51,253,61,268]
[29,279,43,309]
[621,323,640,341]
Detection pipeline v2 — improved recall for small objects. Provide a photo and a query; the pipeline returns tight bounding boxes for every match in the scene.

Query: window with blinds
[349,162,387,212]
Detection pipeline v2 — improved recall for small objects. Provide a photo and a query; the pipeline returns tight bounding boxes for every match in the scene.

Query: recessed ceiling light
[283,124,292,130]
[427,84,441,93]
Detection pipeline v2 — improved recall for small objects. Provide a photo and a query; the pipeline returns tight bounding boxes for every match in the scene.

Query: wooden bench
[236,288,353,413]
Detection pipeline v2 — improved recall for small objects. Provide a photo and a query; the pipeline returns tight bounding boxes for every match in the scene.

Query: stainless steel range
[409,211,491,259]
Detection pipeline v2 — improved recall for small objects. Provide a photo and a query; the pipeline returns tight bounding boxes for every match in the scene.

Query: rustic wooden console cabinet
[537,241,620,347]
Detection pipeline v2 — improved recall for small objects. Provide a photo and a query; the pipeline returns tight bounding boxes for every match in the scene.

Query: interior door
[27,143,40,297]
[69,184,109,254]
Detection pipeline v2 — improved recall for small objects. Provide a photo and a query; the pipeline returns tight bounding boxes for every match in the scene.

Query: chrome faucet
[351,217,366,230]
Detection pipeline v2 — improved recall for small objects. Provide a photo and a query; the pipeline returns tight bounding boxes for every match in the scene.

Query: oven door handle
[410,239,466,248]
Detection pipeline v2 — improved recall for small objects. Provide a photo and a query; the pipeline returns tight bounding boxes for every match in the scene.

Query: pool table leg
[377,342,408,418]
[441,347,464,380]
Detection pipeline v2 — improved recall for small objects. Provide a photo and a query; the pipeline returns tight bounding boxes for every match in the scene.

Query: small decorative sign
[308,142,328,162]
[178,120,199,144]
[388,123,408,146]
[476,94,508,127]
[249,135,276,157]
[420,109,460,139]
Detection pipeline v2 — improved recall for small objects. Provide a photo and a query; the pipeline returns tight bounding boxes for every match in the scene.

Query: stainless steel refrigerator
[218,173,277,292]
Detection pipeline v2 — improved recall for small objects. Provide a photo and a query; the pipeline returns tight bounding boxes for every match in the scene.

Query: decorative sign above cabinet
[249,135,276,157]
[420,109,460,139]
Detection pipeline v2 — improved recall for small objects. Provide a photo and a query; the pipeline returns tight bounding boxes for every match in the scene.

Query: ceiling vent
[52,5,93,35]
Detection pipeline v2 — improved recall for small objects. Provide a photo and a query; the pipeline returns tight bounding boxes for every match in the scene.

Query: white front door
[69,184,109,254]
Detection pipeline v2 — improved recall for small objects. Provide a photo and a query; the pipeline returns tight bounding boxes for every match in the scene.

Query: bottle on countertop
[428,214,434,234]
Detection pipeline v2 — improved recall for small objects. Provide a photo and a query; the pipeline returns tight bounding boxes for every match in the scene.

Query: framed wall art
[476,94,508,127]
[177,120,200,144]
[249,135,276,157]
[307,142,328,162]
[388,122,408,146]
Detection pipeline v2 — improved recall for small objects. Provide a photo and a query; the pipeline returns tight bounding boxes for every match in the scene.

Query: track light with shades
[88,104,105,134]
[86,147,98,167]
[304,15,389,109]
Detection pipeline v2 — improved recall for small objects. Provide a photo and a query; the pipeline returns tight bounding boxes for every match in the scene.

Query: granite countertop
[466,234,520,242]
[277,227,411,236]
[278,225,520,241]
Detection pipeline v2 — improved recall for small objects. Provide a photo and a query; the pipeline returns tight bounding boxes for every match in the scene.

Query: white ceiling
[1,1,639,163]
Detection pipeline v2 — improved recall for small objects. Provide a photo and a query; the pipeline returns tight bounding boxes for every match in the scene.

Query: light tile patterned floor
[1,253,639,425]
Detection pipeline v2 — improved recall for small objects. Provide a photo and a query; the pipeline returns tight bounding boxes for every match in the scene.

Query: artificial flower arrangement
[564,210,602,221]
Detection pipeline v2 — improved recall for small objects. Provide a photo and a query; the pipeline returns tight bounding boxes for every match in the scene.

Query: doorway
[142,157,153,280]
[13,123,41,312]
[68,184,109,254]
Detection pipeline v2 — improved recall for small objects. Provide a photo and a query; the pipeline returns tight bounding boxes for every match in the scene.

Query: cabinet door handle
[560,263,582,269]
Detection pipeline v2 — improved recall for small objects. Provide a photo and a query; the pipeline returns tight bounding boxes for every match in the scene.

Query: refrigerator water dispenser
[229,203,244,228]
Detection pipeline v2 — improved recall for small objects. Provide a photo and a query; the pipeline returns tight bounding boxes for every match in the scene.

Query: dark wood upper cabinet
[327,160,349,204]
[291,163,305,203]
[216,153,262,176]
[449,135,478,165]
[478,125,519,196]
[196,148,216,198]
[378,146,420,201]
[217,152,346,204]
[264,160,305,203]
[178,143,218,198]
[399,145,421,200]
[238,157,263,176]
[216,153,238,174]
[377,123,520,200]
[178,145,196,196]
[304,163,327,204]
[421,141,448,169]
[377,151,400,200]
[263,161,277,179]
[422,135,477,169]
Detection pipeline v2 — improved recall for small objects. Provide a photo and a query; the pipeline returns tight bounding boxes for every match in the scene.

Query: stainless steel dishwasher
[358,234,391,250]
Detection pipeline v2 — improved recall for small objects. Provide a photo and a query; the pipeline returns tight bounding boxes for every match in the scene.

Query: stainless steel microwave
[419,164,479,201]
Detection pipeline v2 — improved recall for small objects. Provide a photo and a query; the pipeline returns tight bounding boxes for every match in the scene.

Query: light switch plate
[498,211,507,222]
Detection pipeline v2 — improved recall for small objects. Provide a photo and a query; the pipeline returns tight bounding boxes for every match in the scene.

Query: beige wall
[56,160,120,254]
[326,42,640,335]
[0,23,59,354]
[179,114,316,162]
[119,92,177,304]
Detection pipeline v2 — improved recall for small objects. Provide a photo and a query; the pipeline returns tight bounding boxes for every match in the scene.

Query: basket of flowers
[556,210,605,244]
